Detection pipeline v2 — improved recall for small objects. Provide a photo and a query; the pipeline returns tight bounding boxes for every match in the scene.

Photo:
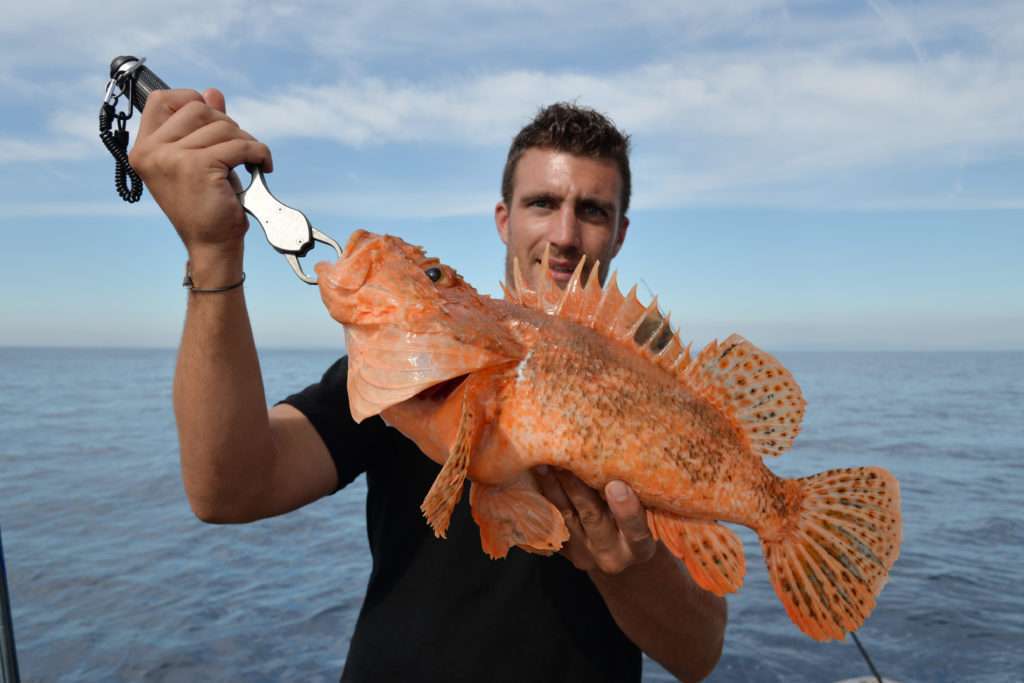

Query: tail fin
[762,467,901,641]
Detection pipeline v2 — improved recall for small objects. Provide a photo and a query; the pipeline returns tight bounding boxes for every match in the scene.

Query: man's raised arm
[130,88,337,523]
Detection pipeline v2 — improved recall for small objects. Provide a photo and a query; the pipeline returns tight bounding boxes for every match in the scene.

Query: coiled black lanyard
[99,57,169,203]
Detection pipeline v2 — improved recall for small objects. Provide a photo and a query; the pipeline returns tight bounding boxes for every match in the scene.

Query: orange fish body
[316,230,902,642]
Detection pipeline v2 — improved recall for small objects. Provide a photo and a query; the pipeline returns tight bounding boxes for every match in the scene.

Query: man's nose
[549,204,581,250]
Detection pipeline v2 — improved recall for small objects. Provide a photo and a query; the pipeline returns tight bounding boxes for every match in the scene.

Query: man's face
[495,148,629,291]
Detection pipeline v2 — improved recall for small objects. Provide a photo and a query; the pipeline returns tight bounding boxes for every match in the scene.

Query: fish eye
[425,266,443,283]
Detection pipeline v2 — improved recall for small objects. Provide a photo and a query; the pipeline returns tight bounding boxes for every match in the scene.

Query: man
[130,90,726,682]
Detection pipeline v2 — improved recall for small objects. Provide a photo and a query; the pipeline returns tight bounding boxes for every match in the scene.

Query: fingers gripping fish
[314,230,902,642]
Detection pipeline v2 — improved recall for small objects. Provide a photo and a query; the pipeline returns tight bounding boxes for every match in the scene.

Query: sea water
[1,348,1021,682]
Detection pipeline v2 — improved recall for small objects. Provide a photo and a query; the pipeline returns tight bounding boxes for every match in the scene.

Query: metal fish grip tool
[236,165,341,284]
[100,56,342,285]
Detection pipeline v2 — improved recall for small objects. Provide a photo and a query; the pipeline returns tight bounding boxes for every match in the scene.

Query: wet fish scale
[315,230,902,642]
[515,321,749,519]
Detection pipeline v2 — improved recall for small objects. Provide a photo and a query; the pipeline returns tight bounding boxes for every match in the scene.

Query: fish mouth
[414,373,469,402]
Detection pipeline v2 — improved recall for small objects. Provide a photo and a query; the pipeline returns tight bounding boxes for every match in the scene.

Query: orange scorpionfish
[315,229,902,642]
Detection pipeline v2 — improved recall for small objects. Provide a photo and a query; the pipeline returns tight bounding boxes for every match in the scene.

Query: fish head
[315,230,435,323]
[314,230,524,421]
[316,229,499,328]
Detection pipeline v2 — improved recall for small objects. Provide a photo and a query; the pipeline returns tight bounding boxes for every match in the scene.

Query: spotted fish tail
[762,467,902,641]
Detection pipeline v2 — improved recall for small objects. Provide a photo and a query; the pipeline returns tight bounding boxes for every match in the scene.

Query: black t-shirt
[281,356,641,683]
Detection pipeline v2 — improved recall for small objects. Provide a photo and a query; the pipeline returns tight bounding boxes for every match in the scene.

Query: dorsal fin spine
[512,257,529,305]
[585,260,601,290]
[643,309,668,349]
[653,331,682,370]
[512,264,694,384]
[579,261,602,325]
[503,267,805,462]
[537,244,558,313]
[592,271,622,331]
[674,341,694,376]
[622,294,655,342]
[610,284,644,340]
[556,256,588,318]
[655,330,679,358]
[500,281,519,304]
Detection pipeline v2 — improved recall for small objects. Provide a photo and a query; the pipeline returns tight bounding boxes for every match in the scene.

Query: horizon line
[1,344,1021,354]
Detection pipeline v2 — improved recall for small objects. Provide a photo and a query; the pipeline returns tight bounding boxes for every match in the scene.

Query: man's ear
[611,215,629,258]
[495,201,510,245]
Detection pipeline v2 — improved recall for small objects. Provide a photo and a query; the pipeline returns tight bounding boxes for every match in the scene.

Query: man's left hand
[535,467,657,574]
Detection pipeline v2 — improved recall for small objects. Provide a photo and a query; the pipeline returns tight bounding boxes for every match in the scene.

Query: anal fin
[647,509,746,596]
[470,477,569,559]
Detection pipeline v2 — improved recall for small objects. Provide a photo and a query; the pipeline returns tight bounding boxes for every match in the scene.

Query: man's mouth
[544,258,580,284]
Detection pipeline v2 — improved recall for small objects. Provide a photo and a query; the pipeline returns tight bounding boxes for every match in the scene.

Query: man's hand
[536,466,727,681]
[128,88,272,265]
[535,467,657,574]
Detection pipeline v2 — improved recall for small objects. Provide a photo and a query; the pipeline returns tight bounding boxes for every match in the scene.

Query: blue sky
[1,0,1021,350]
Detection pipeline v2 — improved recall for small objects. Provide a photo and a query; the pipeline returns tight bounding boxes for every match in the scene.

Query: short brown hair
[501,102,632,215]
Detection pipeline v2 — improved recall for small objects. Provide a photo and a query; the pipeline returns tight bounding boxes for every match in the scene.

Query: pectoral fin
[647,509,746,596]
[420,389,480,538]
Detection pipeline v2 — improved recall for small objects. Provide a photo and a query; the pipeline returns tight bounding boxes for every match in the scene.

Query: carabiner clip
[102,78,121,107]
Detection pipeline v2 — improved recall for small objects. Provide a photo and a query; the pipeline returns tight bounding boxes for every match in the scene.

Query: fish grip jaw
[285,228,343,284]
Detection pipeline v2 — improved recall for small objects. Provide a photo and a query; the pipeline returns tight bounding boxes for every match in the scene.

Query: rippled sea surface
[1,348,1022,682]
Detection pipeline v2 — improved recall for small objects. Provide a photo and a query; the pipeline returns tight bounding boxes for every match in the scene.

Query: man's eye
[530,199,551,209]
[425,267,443,283]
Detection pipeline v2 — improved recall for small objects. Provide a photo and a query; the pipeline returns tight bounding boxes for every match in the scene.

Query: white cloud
[2,1,1022,209]
[0,138,91,164]
[283,187,499,220]
[0,1,248,65]
[0,109,111,165]
[2,200,161,218]
[865,0,927,63]
[232,53,1021,150]
[228,51,1022,210]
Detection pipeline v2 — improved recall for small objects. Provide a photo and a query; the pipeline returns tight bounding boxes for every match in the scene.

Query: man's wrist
[184,241,245,290]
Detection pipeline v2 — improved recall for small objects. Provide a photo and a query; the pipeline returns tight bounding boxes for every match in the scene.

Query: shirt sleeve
[277,355,383,492]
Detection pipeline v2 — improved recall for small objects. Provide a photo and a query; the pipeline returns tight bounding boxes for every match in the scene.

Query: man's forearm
[173,245,275,522]
[589,544,726,682]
